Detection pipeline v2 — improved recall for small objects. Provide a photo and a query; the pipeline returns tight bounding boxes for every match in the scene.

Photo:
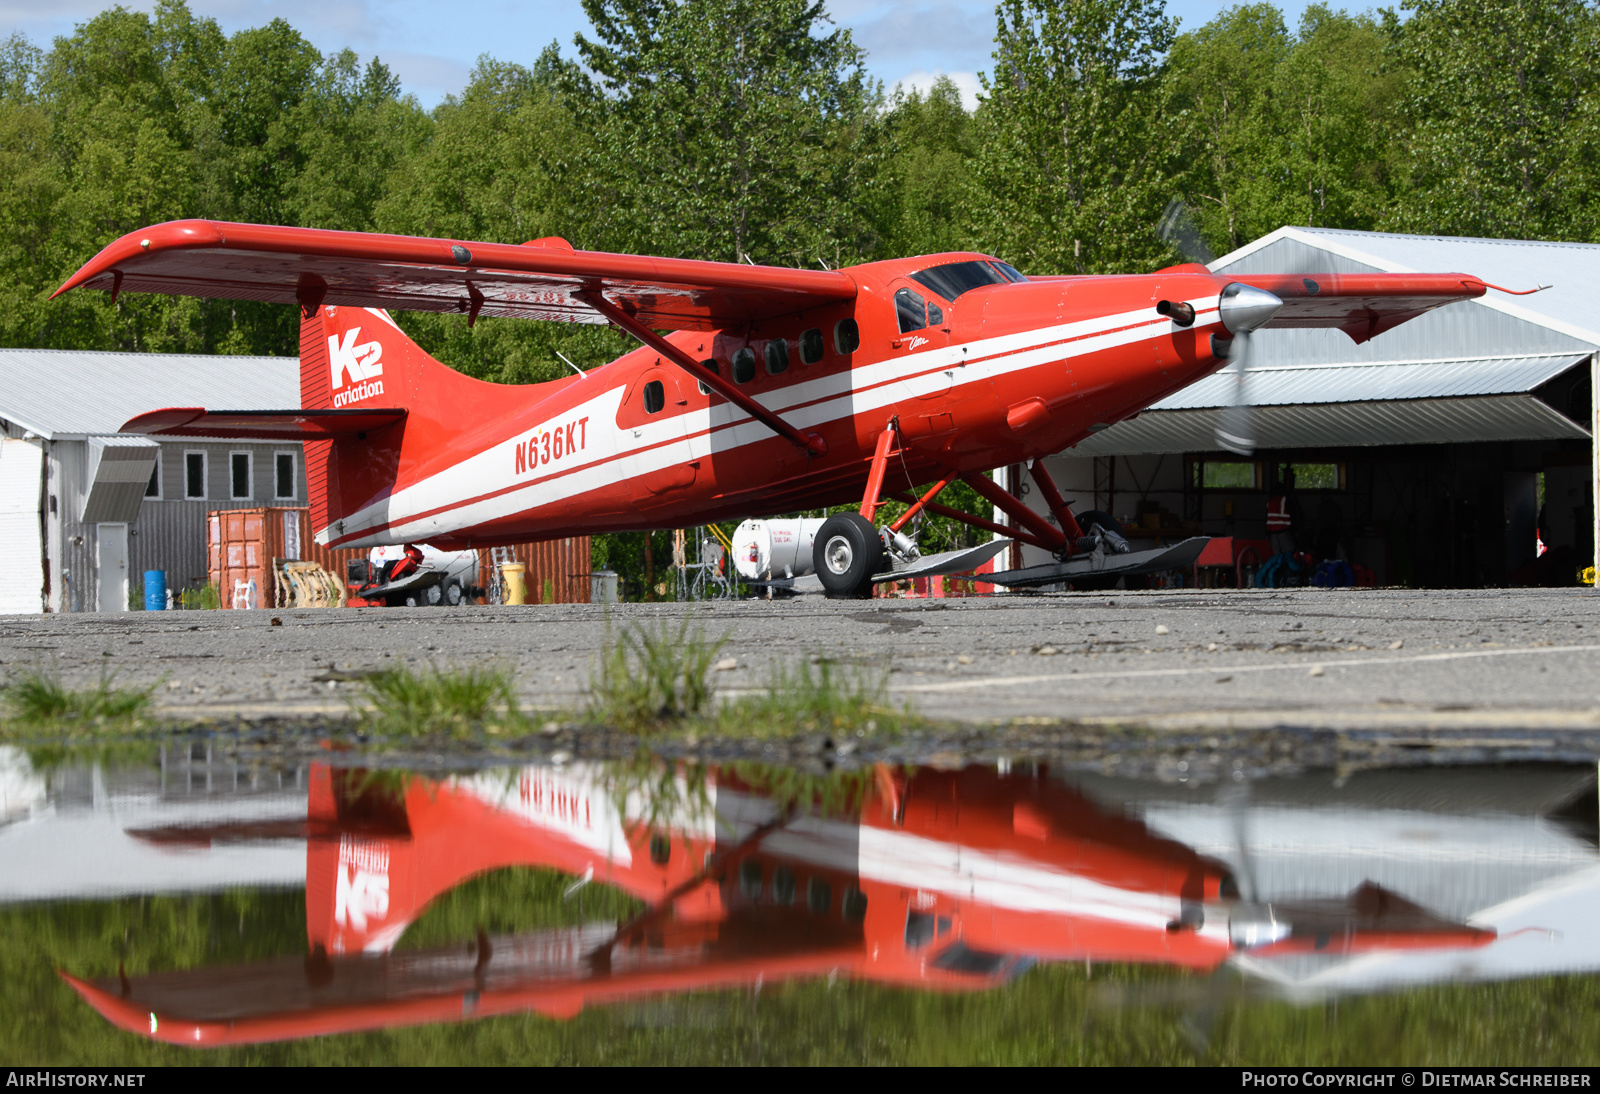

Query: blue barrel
[143,570,167,611]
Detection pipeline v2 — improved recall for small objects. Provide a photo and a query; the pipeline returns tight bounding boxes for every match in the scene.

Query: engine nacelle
[730,518,826,581]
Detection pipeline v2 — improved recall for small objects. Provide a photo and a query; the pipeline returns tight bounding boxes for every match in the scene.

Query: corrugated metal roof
[1070,394,1589,456]
[0,349,297,440]
[1155,354,1586,410]
[1213,227,1600,349]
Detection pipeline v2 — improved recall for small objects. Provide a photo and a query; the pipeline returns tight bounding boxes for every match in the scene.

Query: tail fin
[299,305,556,543]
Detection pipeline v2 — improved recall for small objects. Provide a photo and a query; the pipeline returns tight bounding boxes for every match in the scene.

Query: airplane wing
[53,220,858,332]
[1226,272,1487,344]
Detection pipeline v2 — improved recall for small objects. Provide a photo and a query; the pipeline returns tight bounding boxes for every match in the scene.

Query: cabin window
[184,451,205,499]
[732,347,757,383]
[765,338,789,375]
[649,832,671,865]
[772,865,796,905]
[643,379,665,413]
[895,287,930,334]
[739,860,763,899]
[905,911,937,949]
[841,886,868,923]
[800,328,825,365]
[696,358,718,395]
[274,452,296,500]
[229,451,251,500]
[807,877,832,915]
[834,318,860,355]
[144,452,161,499]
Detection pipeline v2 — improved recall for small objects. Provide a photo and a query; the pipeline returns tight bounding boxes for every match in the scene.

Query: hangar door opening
[0,438,43,614]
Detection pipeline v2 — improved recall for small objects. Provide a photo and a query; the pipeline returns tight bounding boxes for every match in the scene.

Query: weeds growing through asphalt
[1,669,156,735]
[589,616,726,731]
[357,663,523,739]
[717,657,909,738]
[587,617,916,738]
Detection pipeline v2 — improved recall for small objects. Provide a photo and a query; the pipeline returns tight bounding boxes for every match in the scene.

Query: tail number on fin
[329,328,385,407]
[515,416,589,475]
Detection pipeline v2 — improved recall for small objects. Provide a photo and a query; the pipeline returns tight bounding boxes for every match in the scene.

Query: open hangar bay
[3,587,1599,733]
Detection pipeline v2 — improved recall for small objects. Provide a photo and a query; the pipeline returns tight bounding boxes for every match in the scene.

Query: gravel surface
[5,586,1600,740]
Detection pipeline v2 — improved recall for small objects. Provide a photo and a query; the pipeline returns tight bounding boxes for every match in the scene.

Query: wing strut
[576,289,828,458]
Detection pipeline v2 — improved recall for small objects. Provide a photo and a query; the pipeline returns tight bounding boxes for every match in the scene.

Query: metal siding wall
[51,441,95,613]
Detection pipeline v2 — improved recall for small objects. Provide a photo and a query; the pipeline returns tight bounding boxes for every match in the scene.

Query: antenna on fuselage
[556,350,585,376]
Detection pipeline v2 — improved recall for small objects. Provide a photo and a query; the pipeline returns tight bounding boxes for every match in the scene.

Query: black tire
[813,513,885,599]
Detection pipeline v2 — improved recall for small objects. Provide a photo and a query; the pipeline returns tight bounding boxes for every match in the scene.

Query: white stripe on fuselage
[323,297,1222,547]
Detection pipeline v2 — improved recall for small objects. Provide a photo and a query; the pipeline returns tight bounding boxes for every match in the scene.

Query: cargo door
[0,439,43,614]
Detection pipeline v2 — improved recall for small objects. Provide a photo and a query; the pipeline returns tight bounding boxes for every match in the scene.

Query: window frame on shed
[143,449,162,500]
[229,450,253,501]
[273,450,297,501]
[183,450,206,500]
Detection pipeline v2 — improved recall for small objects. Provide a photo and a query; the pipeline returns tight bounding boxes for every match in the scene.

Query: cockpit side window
[895,287,930,334]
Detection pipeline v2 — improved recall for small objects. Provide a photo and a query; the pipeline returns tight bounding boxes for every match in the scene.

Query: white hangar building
[1027,228,1600,587]
[0,350,303,613]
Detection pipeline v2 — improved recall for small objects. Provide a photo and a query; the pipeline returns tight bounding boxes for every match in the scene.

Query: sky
[2,1,1329,111]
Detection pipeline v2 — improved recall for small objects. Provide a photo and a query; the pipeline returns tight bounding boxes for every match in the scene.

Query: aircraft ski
[986,537,1212,589]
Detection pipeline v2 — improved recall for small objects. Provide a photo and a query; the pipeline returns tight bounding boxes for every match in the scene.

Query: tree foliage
[972,0,1178,274]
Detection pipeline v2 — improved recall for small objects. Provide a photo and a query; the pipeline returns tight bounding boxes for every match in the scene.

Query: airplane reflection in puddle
[62,760,1575,1047]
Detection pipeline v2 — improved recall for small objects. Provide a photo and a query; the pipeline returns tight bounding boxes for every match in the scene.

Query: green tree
[374,48,631,385]
[1385,0,1600,240]
[1168,4,1402,257]
[971,0,1177,274]
[873,76,979,259]
[569,0,881,267]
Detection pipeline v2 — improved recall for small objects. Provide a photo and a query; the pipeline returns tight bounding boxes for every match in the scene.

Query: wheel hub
[824,535,853,575]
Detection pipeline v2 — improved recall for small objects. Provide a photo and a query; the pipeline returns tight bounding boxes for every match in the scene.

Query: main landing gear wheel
[444,580,465,607]
[814,513,885,599]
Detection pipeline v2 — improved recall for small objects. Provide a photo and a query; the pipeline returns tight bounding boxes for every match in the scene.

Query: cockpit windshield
[909,259,1027,303]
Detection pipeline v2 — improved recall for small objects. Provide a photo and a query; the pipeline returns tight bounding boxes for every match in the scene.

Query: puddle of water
[4,745,1600,1064]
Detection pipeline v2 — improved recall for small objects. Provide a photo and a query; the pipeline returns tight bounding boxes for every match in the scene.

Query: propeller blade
[1214,331,1256,456]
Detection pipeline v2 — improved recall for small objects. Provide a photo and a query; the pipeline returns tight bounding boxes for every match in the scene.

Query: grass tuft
[357,663,522,739]
[718,657,908,738]
[2,669,156,733]
[589,617,726,732]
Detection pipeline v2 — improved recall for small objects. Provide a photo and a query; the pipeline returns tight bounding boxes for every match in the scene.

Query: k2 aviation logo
[329,328,384,407]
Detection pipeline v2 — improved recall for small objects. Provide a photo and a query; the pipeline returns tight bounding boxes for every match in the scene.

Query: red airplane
[55,220,1490,596]
[62,761,1491,1046]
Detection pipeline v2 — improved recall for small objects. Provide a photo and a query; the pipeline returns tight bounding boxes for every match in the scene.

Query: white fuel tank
[730,518,826,581]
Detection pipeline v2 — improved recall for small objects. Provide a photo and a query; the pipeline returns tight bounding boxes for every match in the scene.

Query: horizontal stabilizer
[987,537,1210,588]
[122,407,406,439]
